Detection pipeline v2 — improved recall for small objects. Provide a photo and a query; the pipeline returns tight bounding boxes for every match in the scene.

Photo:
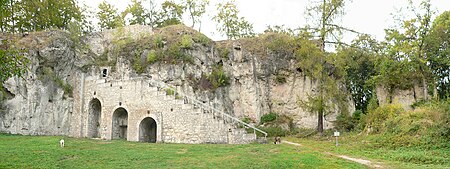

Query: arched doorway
[139,117,157,143]
[112,107,128,140]
[87,98,101,138]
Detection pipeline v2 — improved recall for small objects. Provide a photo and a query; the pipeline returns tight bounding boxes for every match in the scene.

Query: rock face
[376,85,429,110]
[0,30,76,135]
[0,25,354,143]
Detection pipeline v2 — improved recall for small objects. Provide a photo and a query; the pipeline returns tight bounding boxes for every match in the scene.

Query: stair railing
[148,78,268,138]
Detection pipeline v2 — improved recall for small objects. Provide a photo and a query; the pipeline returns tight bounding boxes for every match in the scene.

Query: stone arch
[139,117,157,143]
[112,107,128,140]
[87,98,102,138]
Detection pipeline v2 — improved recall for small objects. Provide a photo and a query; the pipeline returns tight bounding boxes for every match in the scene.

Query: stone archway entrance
[87,98,102,138]
[112,108,128,140]
[139,117,157,143]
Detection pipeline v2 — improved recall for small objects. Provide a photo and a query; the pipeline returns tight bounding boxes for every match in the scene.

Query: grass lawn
[0,134,366,169]
[285,133,449,169]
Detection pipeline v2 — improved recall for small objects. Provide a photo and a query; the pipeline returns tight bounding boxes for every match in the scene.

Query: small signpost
[334,131,340,147]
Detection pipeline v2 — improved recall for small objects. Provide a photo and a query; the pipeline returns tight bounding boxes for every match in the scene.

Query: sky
[78,0,450,42]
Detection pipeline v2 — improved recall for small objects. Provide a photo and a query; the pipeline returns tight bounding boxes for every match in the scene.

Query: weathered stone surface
[1,25,356,143]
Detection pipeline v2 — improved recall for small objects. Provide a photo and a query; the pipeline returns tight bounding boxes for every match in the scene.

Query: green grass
[0,134,366,169]
[286,133,450,169]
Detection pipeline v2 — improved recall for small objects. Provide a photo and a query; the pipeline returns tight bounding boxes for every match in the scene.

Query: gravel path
[282,140,384,168]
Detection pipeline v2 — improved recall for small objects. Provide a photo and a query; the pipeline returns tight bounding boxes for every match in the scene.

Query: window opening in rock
[102,69,108,77]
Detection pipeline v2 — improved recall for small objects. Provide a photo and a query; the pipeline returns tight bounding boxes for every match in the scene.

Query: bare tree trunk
[318,108,324,134]
[422,77,428,100]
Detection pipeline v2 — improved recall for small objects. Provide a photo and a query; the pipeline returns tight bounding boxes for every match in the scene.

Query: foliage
[275,74,287,84]
[216,46,230,59]
[97,0,124,30]
[153,34,165,48]
[9,0,82,33]
[38,67,73,98]
[360,100,450,150]
[156,0,184,28]
[364,103,404,134]
[339,34,379,113]
[296,31,349,134]
[207,66,230,90]
[183,0,209,30]
[192,33,211,46]
[146,50,159,64]
[124,0,147,25]
[260,112,278,124]
[425,11,450,99]
[0,39,29,83]
[335,110,362,132]
[180,34,193,49]
[213,0,255,39]
[165,88,175,95]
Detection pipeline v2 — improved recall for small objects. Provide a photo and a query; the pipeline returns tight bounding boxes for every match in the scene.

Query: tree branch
[326,23,367,35]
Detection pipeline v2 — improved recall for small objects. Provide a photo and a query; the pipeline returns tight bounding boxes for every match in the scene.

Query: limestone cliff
[0,25,354,136]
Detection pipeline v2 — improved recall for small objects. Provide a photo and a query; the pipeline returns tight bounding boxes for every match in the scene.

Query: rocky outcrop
[0,25,354,137]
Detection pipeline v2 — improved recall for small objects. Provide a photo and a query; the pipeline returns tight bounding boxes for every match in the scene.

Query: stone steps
[151,86,258,144]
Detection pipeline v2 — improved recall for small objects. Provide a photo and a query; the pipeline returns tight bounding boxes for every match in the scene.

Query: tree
[380,0,435,101]
[183,0,209,30]
[339,35,380,113]
[212,0,254,39]
[297,0,349,134]
[0,39,28,83]
[147,0,158,28]
[156,0,185,28]
[426,11,450,99]
[124,0,147,25]
[296,29,348,134]
[97,0,124,30]
[0,0,14,32]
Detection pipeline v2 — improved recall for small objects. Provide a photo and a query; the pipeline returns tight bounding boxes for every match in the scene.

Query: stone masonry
[72,69,256,144]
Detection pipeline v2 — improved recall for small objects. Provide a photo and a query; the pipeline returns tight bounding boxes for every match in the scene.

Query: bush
[335,110,363,132]
[193,33,212,46]
[154,35,165,48]
[364,103,404,134]
[276,74,287,84]
[364,101,449,149]
[260,112,277,124]
[146,50,159,64]
[180,35,193,49]
[207,66,230,89]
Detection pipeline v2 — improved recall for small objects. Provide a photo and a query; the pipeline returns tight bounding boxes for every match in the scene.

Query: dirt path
[282,140,384,168]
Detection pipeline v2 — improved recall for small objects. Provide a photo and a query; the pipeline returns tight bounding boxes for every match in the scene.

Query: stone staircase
[148,79,267,144]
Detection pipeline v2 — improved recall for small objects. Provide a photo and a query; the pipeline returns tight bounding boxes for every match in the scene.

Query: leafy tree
[97,0,124,30]
[183,0,209,30]
[296,30,348,134]
[0,39,28,83]
[146,0,159,28]
[379,0,435,100]
[124,0,147,25]
[156,0,184,28]
[426,11,450,99]
[12,0,81,32]
[297,0,350,134]
[338,35,380,113]
[0,0,14,32]
[212,0,254,39]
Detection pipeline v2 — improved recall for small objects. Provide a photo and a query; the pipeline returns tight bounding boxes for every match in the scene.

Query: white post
[334,131,340,147]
